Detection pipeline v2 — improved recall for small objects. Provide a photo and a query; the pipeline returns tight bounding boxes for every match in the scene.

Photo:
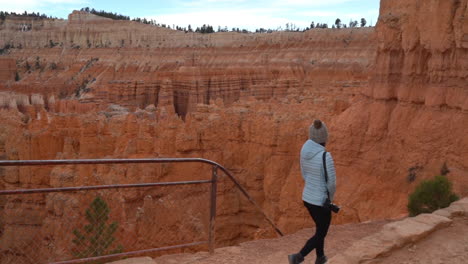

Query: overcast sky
[0,0,380,30]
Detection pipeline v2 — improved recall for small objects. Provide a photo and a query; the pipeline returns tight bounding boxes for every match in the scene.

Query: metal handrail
[0,158,283,262]
[0,180,213,195]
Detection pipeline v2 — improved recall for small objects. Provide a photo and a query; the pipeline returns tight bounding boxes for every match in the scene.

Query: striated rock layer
[0,12,373,117]
[327,0,468,225]
[0,0,467,262]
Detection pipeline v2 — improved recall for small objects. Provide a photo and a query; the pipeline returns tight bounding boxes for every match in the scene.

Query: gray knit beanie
[309,120,328,144]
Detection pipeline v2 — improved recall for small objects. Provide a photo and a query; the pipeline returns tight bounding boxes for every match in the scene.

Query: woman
[288,120,337,264]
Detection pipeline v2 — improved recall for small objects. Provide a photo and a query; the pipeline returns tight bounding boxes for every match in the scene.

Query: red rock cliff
[329,0,468,223]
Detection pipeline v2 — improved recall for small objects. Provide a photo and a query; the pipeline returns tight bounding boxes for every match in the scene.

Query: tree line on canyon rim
[78,7,371,33]
[0,7,372,35]
[0,11,57,21]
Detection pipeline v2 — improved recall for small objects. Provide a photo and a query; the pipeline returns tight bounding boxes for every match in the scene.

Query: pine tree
[360,18,367,27]
[349,20,358,28]
[72,197,123,259]
[335,18,341,29]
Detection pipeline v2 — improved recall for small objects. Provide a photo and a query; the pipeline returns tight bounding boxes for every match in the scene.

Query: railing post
[208,165,218,254]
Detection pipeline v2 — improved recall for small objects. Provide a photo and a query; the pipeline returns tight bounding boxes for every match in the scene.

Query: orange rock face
[329,0,468,224]
[0,1,467,262]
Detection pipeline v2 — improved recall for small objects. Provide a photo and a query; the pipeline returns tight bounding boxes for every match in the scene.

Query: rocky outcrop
[329,197,468,264]
[369,0,467,109]
[327,0,468,223]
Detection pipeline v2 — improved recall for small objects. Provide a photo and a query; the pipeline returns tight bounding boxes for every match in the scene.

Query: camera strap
[322,151,331,200]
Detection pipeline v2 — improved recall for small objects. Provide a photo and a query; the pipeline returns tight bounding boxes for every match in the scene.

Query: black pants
[300,201,332,258]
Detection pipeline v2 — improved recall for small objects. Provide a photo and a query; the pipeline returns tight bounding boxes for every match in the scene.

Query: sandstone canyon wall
[326,0,467,225]
[0,1,467,262]
[0,11,372,117]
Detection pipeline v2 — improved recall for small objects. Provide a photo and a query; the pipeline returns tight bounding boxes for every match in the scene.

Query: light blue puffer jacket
[300,139,337,206]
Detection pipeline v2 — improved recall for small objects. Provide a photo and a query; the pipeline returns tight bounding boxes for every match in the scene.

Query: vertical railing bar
[208,165,218,254]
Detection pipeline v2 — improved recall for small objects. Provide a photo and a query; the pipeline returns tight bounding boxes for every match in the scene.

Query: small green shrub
[72,197,123,259]
[408,175,459,216]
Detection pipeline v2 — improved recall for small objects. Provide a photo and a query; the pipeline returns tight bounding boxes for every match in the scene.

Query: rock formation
[0,0,467,262]
[0,12,373,116]
[327,0,468,225]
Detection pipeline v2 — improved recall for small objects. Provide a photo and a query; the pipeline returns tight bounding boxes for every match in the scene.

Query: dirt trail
[151,220,393,264]
[111,199,468,264]
[110,216,468,264]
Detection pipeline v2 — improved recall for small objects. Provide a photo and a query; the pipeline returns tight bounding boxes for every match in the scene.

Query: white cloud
[148,0,379,30]
[269,0,353,7]
[0,0,38,12]
[177,0,352,9]
[149,4,378,31]
[179,0,248,8]
[202,0,247,2]
[366,9,380,15]
[298,11,338,17]
[150,8,308,31]
[0,0,87,13]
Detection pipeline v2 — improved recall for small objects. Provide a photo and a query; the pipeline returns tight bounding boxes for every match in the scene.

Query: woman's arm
[325,152,337,201]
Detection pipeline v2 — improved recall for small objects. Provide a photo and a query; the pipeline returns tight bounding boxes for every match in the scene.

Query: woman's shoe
[288,253,304,264]
[315,255,328,264]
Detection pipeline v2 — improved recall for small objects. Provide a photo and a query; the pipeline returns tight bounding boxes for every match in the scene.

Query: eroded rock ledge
[329,197,468,263]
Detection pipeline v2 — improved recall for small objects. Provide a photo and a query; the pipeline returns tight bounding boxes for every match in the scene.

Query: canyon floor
[108,198,468,264]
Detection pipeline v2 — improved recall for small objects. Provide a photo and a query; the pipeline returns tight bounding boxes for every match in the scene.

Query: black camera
[324,198,340,213]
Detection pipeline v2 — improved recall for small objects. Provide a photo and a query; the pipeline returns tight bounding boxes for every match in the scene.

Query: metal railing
[0,158,283,264]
